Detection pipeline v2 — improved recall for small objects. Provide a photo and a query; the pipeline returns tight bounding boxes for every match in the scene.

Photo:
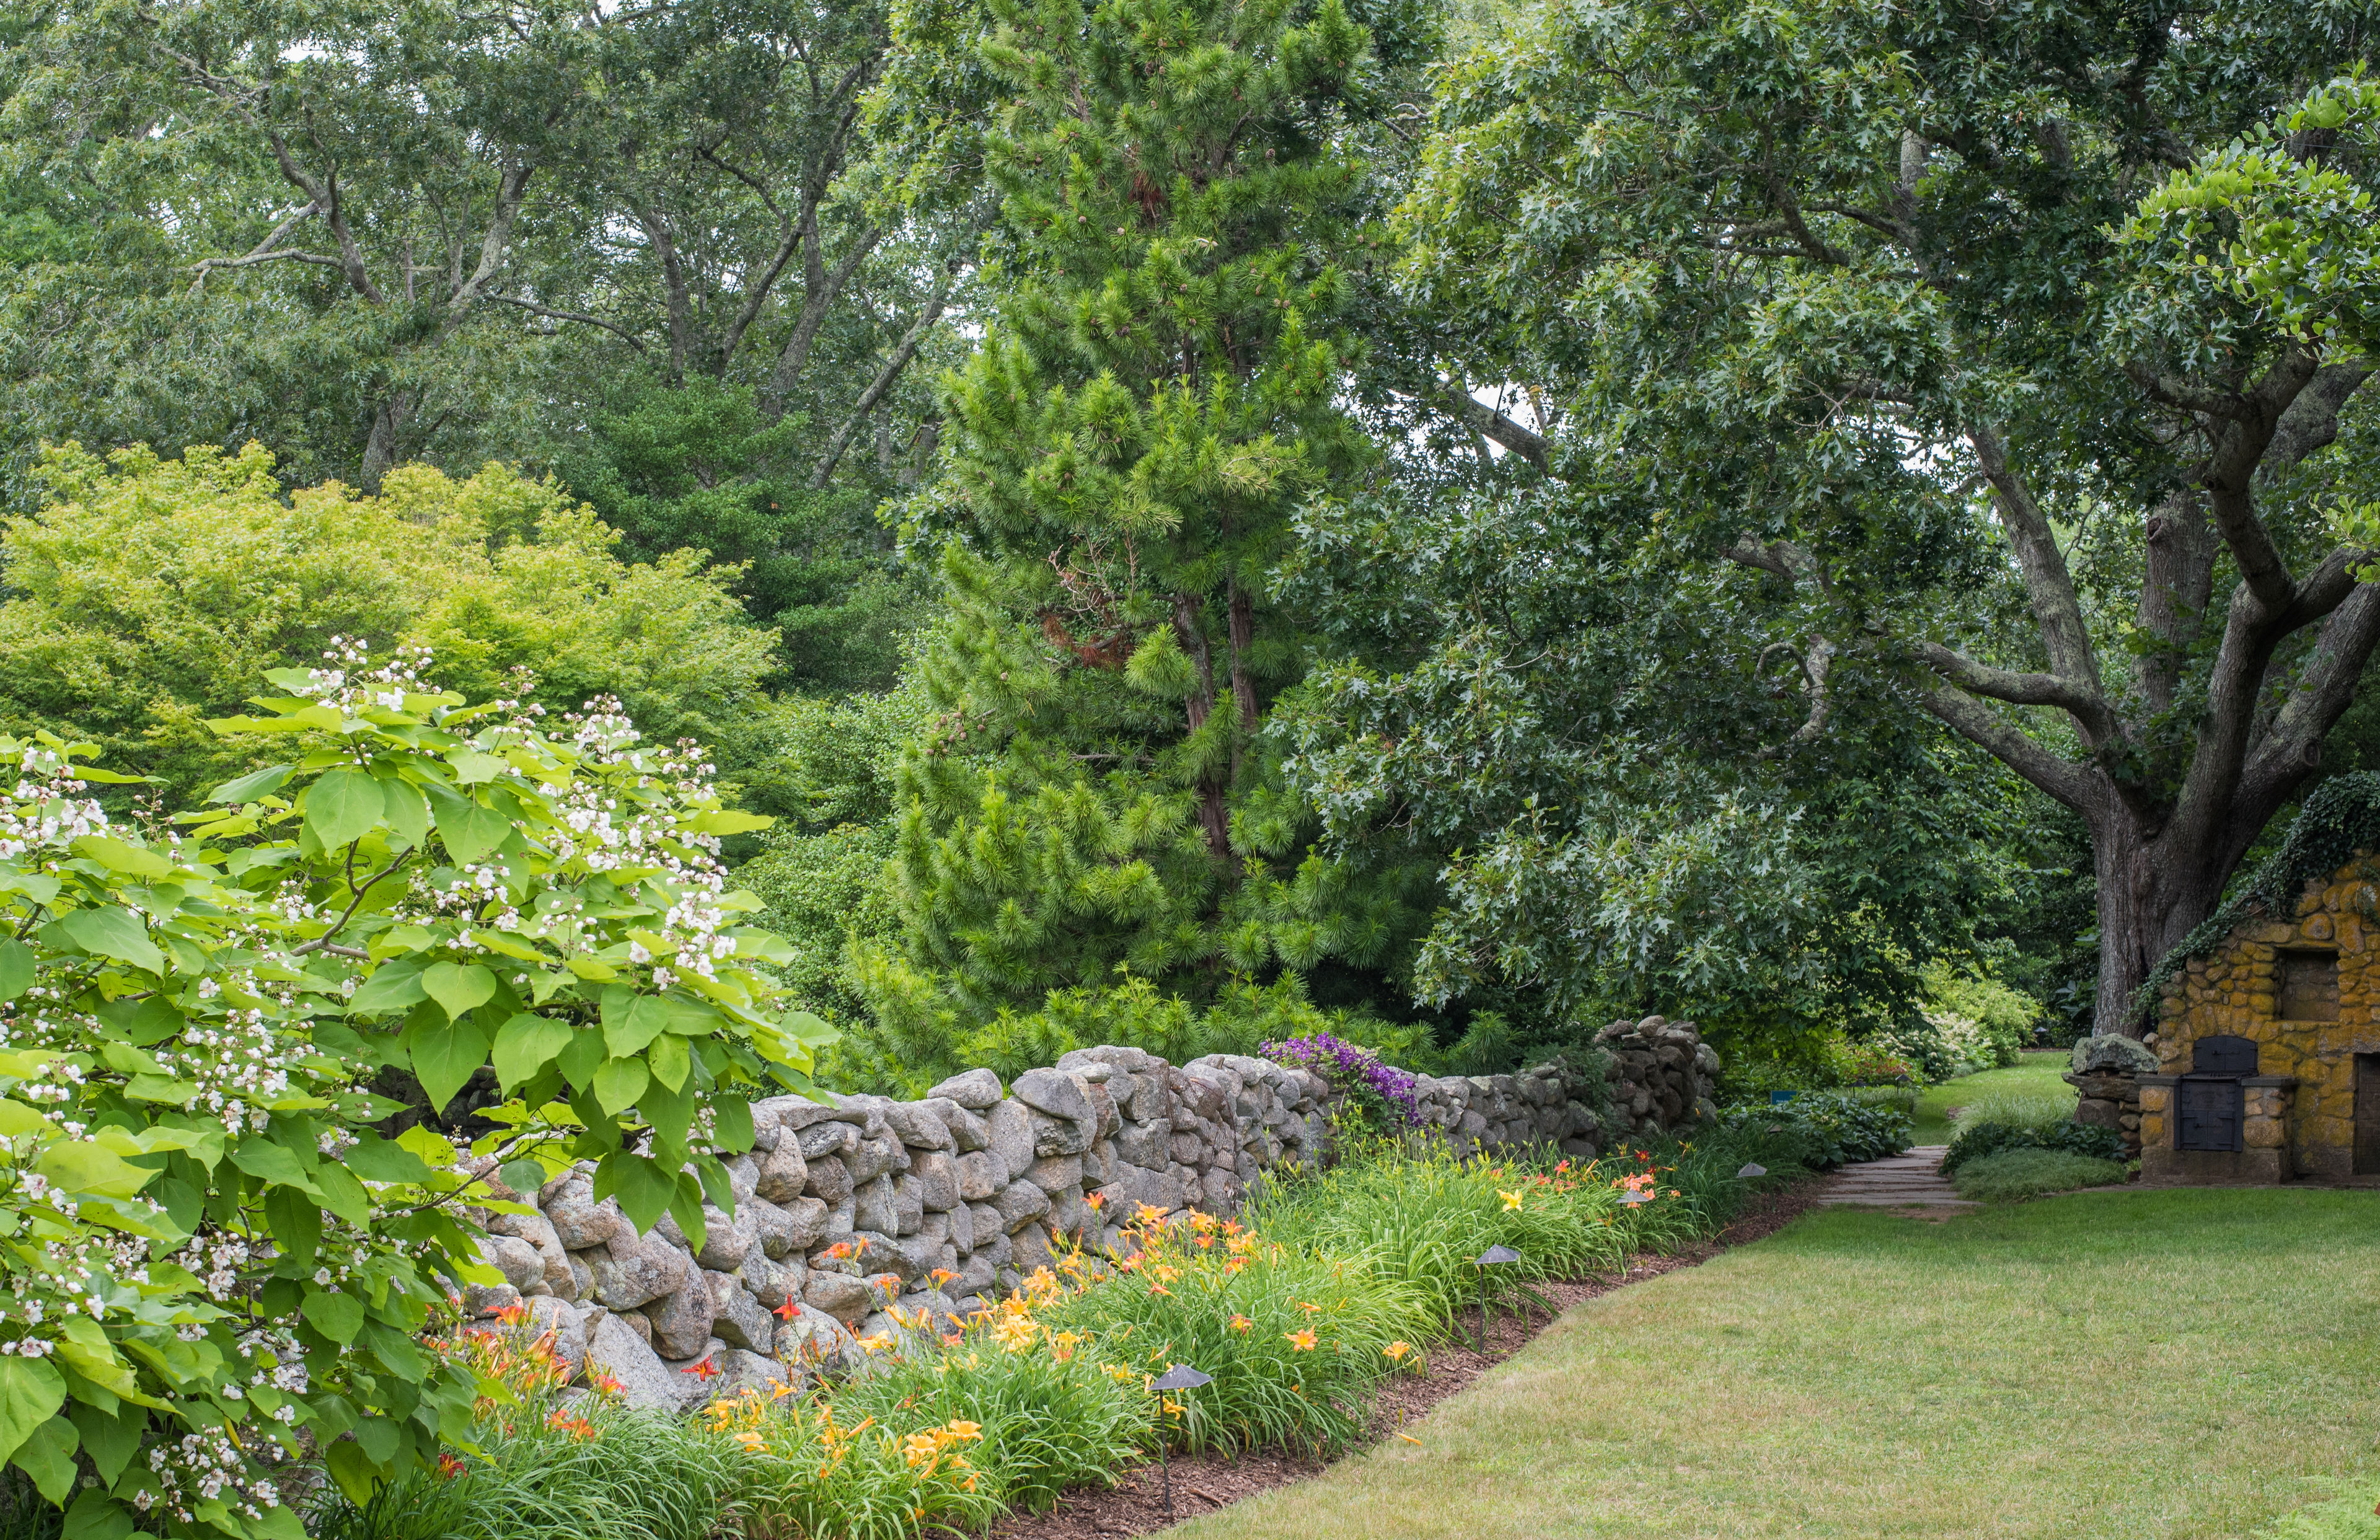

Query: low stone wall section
[459,1026,1714,1410]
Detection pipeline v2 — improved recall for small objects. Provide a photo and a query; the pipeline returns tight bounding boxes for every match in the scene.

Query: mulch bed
[985,1185,1821,1538]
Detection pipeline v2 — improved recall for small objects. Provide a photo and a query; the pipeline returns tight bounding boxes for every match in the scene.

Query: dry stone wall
[457,1025,1715,1410]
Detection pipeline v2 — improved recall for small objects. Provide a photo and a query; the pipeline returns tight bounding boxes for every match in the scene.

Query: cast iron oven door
[2176,1034,2257,1153]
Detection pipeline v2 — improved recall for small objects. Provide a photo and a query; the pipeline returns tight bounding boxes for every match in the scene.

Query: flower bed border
[985,1184,1822,1538]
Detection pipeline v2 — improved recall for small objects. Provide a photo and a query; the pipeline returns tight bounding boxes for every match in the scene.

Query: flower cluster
[1261,1032,1424,1127]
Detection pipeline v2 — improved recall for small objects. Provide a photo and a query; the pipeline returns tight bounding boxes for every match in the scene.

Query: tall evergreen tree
[855,0,1430,1063]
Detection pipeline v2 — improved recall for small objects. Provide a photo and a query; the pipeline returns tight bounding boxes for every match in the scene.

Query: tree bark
[1227,578,1257,783]
[1173,594,1231,857]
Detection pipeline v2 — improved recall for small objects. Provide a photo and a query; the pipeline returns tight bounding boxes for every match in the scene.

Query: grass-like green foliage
[1949,1086,2078,1131]
[317,1129,1818,1540]
[314,1402,741,1540]
[2261,1484,2380,1539]
[1911,1052,2073,1144]
[1166,1190,2380,1539]
[1940,1116,2123,1175]
[826,1332,1151,1513]
[1949,1146,2127,1202]
[1037,1214,1433,1458]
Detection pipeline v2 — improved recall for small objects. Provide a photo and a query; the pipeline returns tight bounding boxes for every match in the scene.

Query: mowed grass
[1171,1190,2380,1540]
[1913,1050,2076,1145]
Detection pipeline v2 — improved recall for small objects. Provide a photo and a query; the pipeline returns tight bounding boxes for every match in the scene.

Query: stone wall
[2066,1034,2156,1159]
[459,1024,1714,1410]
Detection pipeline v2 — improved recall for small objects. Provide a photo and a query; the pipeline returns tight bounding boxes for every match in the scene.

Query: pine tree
[853,0,1428,1073]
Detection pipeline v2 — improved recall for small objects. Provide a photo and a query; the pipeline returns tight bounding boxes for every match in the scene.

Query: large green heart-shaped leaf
[421,962,496,1021]
[344,1134,434,1185]
[591,1056,649,1115]
[492,1013,572,1092]
[602,993,672,1058]
[56,907,163,975]
[69,835,172,880]
[646,1030,690,1091]
[304,768,386,851]
[0,1358,64,1464]
[435,796,511,865]
[403,1010,494,1114]
[348,959,429,1015]
[300,1289,364,1345]
[11,1415,76,1503]
[594,1150,677,1236]
[0,941,34,1003]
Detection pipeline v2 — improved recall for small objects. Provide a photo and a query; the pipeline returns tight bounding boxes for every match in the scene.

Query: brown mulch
[984,1186,1822,1539]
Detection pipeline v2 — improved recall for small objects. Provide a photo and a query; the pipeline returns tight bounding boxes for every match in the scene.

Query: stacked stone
[1594,1016,1722,1142]
[1401,1064,1605,1158]
[2066,1034,2156,1158]
[456,1029,1709,1411]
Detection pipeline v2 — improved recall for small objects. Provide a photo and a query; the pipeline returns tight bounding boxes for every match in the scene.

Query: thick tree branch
[2198,347,2320,615]
[810,237,977,486]
[2241,577,2380,821]
[1424,387,1547,469]
[1912,641,2105,715]
[448,162,533,317]
[1965,426,2116,745]
[483,292,648,351]
[1919,683,2094,813]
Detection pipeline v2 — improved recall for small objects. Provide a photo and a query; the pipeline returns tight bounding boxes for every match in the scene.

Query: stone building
[2147,855,2380,1184]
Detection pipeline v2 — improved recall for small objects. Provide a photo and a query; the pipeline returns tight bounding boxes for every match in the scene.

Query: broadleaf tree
[0,652,825,1533]
[1390,0,2380,1032]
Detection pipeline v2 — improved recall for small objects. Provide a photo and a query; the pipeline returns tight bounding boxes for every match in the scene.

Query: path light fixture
[1616,1188,1651,1206]
[1737,1162,1768,1179]
[1474,1244,1521,1352]
[1150,1363,1213,1521]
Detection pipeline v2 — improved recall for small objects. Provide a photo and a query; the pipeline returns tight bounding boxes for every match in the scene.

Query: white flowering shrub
[0,648,828,1538]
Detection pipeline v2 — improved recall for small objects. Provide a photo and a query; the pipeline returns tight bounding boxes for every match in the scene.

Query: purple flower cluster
[1261,1032,1425,1127]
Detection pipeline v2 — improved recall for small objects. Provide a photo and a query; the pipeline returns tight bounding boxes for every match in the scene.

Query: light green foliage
[2262,1484,2380,1540]
[0,658,818,1538]
[0,444,776,808]
[1949,1147,2127,1202]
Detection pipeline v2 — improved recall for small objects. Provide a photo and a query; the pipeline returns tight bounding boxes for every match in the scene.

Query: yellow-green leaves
[304,767,386,850]
[421,962,497,1020]
[51,905,163,975]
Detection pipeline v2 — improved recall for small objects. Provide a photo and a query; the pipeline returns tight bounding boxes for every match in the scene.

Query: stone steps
[1815,1146,1977,1208]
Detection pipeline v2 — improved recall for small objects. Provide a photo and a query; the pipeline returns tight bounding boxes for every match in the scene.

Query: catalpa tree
[0,645,825,1537]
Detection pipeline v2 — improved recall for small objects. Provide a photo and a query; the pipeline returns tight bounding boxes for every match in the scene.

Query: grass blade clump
[1949,1146,2127,1202]
[827,1316,1152,1513]
[1036,1208,1431,1458]
[312,1313,740,1540]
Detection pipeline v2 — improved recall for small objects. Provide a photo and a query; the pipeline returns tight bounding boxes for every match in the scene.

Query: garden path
[1814,1145,1976,1208]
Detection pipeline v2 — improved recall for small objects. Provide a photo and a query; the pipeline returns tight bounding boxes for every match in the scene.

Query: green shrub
[1844,1085,1920,1117]
[1940,1117,2123,1174]
[1716,1092,1912,1169]
[1950,1086,2079,1133]
[1949,1147,2127,1202]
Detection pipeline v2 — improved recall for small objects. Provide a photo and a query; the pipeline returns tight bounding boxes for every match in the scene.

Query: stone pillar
[2240,1075,2299,1183]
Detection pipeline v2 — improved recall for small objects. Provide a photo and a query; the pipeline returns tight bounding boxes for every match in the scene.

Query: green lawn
[1912,1050,2077,1145]
[1173,1190,2380,1540]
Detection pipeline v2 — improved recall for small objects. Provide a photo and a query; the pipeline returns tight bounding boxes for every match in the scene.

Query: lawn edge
[985,1182,1827,1539]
